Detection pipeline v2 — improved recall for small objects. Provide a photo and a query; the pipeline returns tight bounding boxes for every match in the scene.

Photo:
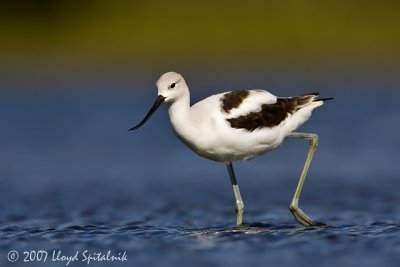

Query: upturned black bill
[128,95,166,131]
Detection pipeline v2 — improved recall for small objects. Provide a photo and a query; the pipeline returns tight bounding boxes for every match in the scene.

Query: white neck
[168,93,197,144]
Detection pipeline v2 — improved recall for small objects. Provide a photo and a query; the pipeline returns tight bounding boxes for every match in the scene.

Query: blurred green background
[0,0,399,90]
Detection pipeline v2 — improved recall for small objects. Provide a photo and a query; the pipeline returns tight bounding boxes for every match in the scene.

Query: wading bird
[130,71,332,227]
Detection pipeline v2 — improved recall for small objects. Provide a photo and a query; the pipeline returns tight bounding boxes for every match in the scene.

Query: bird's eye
[170,83,176,89]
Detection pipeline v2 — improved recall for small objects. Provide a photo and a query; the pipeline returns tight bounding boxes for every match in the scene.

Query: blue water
[0,87,399,267]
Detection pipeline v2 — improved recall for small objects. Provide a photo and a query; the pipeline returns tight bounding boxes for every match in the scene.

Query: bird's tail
[302,92,334,102]
[316,97,334,102]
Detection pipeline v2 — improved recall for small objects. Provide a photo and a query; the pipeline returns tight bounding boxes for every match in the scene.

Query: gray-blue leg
[226,162,244,226]
[288,132,324,227]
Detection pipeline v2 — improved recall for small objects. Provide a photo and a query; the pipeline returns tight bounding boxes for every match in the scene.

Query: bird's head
[128,71,187,131]
[156,71,187,103]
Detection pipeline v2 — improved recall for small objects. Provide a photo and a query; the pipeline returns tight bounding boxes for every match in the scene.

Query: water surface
[0,90,399,267]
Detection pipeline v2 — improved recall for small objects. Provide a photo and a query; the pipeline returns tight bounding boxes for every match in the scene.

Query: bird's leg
[287,132,324,227]
[226,162,244,226]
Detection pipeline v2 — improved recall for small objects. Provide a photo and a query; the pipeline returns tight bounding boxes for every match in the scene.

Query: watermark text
[6,250,127,265]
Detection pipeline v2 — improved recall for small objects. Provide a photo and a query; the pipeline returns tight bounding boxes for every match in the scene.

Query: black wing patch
[226,95,316,131]
[221,90,250,113]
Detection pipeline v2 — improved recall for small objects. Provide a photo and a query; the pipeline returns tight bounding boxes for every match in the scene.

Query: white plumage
[158,72,323,162]
[130,71,331,227]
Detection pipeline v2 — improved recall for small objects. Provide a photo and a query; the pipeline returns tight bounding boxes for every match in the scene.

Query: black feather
[316,97,334,102]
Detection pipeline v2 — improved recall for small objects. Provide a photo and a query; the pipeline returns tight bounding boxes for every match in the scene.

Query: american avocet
[130,71,332,227]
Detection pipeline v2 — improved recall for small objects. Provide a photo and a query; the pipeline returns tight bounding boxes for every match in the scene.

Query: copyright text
[7,250,127,265]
